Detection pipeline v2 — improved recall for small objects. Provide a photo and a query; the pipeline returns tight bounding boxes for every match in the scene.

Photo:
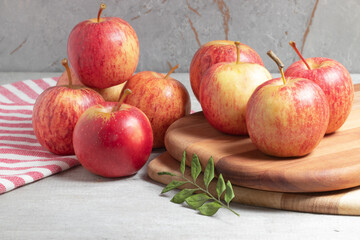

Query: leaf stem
[180,175,239,216]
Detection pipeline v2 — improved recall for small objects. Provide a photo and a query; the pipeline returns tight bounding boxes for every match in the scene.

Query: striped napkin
[0,77,79,194]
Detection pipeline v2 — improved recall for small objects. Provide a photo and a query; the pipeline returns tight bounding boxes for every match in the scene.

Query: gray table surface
[1,72,360,240]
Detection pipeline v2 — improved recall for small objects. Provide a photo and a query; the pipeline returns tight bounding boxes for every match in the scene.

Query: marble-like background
[0,0,359,73]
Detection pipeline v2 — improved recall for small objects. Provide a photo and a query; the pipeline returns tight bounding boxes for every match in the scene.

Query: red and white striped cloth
[0,77,79,194]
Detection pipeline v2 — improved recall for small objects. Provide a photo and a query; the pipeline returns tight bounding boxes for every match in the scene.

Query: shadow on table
[55,148,166,183]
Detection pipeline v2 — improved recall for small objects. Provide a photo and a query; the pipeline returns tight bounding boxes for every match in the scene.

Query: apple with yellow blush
[246,51,329,157]
[199,41,272,135]
[190,40,264,100]
[32,59,104,155]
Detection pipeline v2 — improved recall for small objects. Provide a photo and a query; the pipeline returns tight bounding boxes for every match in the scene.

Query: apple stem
[113,89,132,112]
[97,3,106,23]
[235,41,241,64]
[289,41,311,70]
[61,58,73,89]
[267,50,286,85]
[164,64,179,79]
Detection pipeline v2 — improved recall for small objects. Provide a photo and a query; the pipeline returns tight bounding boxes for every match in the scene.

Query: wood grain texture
[147,152,360,215]
[164,86,360,193]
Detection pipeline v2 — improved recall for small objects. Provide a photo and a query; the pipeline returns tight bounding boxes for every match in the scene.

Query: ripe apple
[32,59,105,155]
[67,3,139,88]
[246,51,329,157]
[199,41,272,135]
[119,70,174,98]
[284,41,354,134]
[122,65,191,148]
[123,71,168,92]
[73,89,153,177]
[190,40,264,100]
[56,65,126,102]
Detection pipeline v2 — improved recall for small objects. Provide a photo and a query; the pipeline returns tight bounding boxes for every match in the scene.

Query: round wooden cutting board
[164,86,360,193]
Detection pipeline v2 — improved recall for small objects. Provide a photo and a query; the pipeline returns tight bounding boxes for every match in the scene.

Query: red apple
[32,59,105,155]
[57,66,126,102]
[190,40,264,100]
[284,41,354,134]
[199,42,272,135]
[123,71,167,91]
[67,3,139,88]
[246,51,329,157]
[73,90,153,177]
[119,71,174,97]
[122,65,191,148]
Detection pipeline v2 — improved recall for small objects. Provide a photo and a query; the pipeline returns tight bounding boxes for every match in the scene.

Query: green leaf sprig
[158,151,239,216]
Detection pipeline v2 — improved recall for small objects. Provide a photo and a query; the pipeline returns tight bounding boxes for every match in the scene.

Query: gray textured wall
[0,0,359,73]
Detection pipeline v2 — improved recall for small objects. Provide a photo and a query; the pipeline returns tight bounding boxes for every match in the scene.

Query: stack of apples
[32,4,190,177]
[191,40,353,157]
[32,3,353,178]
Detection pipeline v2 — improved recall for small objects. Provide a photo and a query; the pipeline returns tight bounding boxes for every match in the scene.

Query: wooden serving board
[147,152,360,215]
[164,85,360,193]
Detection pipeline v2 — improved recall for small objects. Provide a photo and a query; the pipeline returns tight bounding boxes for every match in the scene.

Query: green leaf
[161,180,187,194]
[216,174,226,199]
[198,201,222,216]
[158,171,176,176]
[191,153,202,182]
[160,150,240,217]
[185,193,211,209]
[171,188,198,204]
[203,156,214,189]
[225,180,235,205]
[180,151,186,176]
